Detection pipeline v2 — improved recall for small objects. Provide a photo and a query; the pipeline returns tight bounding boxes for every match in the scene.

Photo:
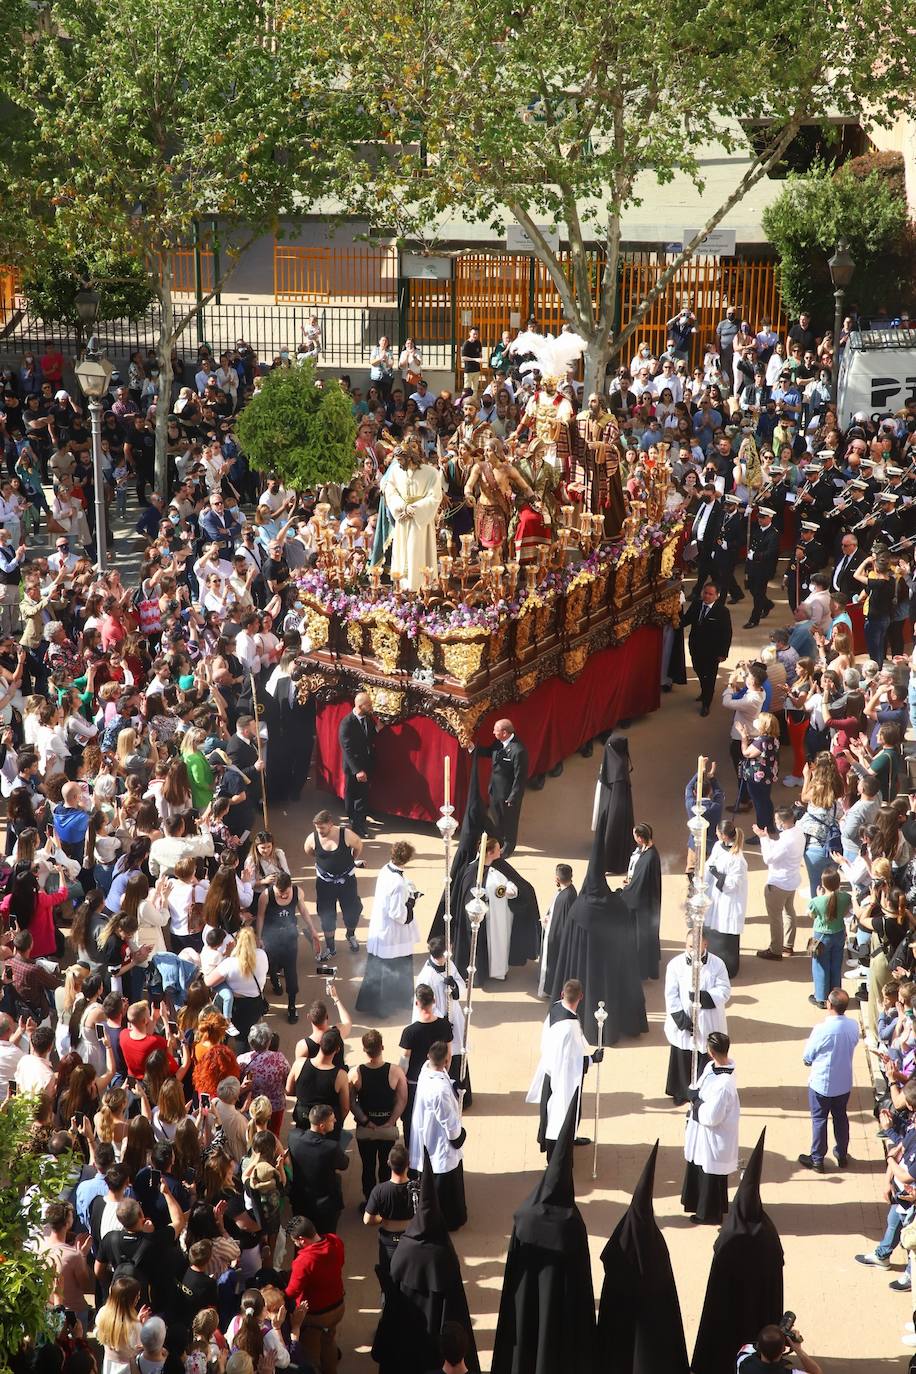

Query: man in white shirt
[47,540,80,576]
[755,806,806,960]
[15,1024,57,1097]
[193,543,234,592]
[234,611,263,677]
[259,475,295,516]
[409,380,436,415]
[0,1013,27,1097]
[650,358,684,403]
[409,1042,467,1231]
[801,573,833,633]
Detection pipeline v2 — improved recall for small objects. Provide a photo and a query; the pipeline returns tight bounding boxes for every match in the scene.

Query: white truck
[837,328,916,427]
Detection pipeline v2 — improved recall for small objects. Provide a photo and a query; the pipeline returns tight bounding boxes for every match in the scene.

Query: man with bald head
[338,690,376,837]
[480,718,529,858]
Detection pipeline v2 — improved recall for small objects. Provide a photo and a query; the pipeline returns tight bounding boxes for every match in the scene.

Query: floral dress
[744,734,779,785]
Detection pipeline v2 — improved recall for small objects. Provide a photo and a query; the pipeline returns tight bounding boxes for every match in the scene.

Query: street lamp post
[72,290,113,567]
[828,240,855,403]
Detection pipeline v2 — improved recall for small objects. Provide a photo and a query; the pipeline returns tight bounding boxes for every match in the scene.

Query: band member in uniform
[785,521,827,612]
[713,493,746,604]
[743,506,780,629]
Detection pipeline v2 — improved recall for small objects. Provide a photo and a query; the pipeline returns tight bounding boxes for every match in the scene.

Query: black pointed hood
[599,732,632,786]
[715,1127,773,1244]
[456,748,499,868]
[390,1149,460,1293]
[513,1092,581,1251]
[691,1129,784,1374]
[597,1143,689,1373]
[570,823,627,932]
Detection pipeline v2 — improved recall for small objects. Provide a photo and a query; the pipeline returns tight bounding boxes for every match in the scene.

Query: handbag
[806,934,825,957]
[251,969,269,1021]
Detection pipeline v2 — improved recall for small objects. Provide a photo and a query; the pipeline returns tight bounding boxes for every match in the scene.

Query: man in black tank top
[399,984,453,1150]
[255,873,321,1024]
[363,1139,415,1278]
[304,809,364,957]
[349,1029,408,1199]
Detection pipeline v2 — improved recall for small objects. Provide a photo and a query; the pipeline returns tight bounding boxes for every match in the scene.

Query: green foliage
[762,161,911,320]
[0,1098,74,1372]
[236,364,357,490]
[21,252,154,326]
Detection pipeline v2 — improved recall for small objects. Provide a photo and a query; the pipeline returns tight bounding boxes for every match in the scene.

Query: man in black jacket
[830,532,863,599]
[338,690,376,837]
[744,507,781,629]
[690,485,725,599]
[287,1103,349,1234]
[683,582,733,716]
[479,718,528,858]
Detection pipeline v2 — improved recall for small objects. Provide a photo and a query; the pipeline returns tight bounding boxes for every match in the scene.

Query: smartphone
[199,1093,210,1110]
[7,1081,16,1098]
[95,1024,106,1042]
[125,1077,136,1092]
[148,1169,161,1189]
[168,1020,178,1037]
[2,965,12,982]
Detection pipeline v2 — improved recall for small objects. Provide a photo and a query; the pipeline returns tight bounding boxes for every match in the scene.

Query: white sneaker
[855,1250,891,1268]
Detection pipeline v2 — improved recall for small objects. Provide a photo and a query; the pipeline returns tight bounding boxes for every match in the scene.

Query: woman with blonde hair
[204,925,269,1046]
[94,1086,130,1155]
[246,1095,273,1149]
[800,752,844,897]
[94,1275,146,1374]
[703,820,749,977]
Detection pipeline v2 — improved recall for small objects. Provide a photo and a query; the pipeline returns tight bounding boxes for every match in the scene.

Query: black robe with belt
[491,1096,595,1374]
[621,844,663,981]
[691,1129,784,1374]
[371,1151,480,1374]
[594,734,635,875]
[598,1141,689,1374]
[451,856,540,983]
[548,827,647,1044]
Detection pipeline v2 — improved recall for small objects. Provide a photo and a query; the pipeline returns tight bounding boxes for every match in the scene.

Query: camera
[778,1311,801,1344]
[316,963,338,978]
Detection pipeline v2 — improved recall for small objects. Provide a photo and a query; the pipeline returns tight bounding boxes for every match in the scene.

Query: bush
[235,361,357,491]
[0,1096,75,1370]
[762,159,911,321]
[21,251,154,327]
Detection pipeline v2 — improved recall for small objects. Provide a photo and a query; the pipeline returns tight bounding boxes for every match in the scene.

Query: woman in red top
[0,865,69,959]
[99,597,128,652]
[192,1010,240,1100]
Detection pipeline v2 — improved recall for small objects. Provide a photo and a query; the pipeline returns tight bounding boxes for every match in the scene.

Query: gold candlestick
[524,565,538,593]
[560,504,575,530]
[506,561,520,597]
[315,502,330,528]
[459,533,475,562]
[439,554,454,584]
[369,567,382,596]
[536,544,549,570]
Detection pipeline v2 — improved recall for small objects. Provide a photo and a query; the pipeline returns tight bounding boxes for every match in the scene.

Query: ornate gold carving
[564,585,588,633]
[346,621,363,655]
[535,603,553,638]
[632,551,649,589]
[660,528,682,579]
[368,623,403,675]
[441,637,486,687]
[614,560,632,603]
[295,673,325,704]
[417,633,435,668]
[490,622,509,663]
[304,610,329,652]
[612,615,635,644]
[517,670,538,697]
[434,700,490,748]
[562,645,589,680]
[366,687,405,719]
[515,611,535,655]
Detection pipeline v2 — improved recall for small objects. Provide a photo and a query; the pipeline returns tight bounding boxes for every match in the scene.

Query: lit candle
[476,831,488,888]
[696,754,704,808]
[444,755,450,810]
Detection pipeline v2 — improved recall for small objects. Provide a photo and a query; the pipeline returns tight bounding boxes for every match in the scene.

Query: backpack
[109,1231,154,1297]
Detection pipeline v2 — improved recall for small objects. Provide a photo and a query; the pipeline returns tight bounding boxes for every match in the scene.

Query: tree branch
[504,199,582,329]
[612,105,810,360]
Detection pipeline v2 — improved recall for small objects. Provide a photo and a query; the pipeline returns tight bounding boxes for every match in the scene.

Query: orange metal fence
[618,254,785,361]
[0,266,22,326]
[274,244,398,304]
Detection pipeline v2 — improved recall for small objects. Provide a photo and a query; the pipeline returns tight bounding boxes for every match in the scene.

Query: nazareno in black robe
[597,1140,689,1374]
[430,748,496,942]
[594,733,635,875]
[371,1150,480,1374]
[621,844,663,981]
[548,825,647,1044]
[491,1094,595,1374]
[691,1128,784,1374]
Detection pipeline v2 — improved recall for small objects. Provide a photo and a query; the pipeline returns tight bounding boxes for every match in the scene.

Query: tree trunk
[583,332,613,400]
[154,272,175,496]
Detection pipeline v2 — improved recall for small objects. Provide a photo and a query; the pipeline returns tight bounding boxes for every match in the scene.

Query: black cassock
[543,883,577,993]
[430,749,496,941]
[597,1141,689,1374]
[491,1095,595,1374]
[691,1129,784,1374]
[451,857,540,983]
[371,1151,480,1374]
[594,734,635,875]
[260,664,316,804]
[548,827,647,1044]
[621,844,663,981]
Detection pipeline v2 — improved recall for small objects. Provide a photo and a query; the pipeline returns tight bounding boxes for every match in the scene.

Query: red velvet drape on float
[313,625,662,823]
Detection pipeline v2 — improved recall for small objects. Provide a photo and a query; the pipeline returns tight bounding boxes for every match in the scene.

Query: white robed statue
[386,446,443,591]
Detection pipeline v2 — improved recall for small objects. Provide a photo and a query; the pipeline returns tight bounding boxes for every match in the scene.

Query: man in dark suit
[712,493,746,604]
[479,718,528,858]
[743,507,781,629]
[683,582,733,717]
[689,485,725,599]
[198,491,241,556]
[831,532,863,600]
[338,690,376,837]
[287,1103,349,1236]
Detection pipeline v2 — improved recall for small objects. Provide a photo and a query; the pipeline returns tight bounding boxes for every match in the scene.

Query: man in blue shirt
[788,608,817,660]
[799,988,860,1172]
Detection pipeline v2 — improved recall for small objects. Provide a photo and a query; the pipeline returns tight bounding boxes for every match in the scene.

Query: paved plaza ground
[259,599,907,1373]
